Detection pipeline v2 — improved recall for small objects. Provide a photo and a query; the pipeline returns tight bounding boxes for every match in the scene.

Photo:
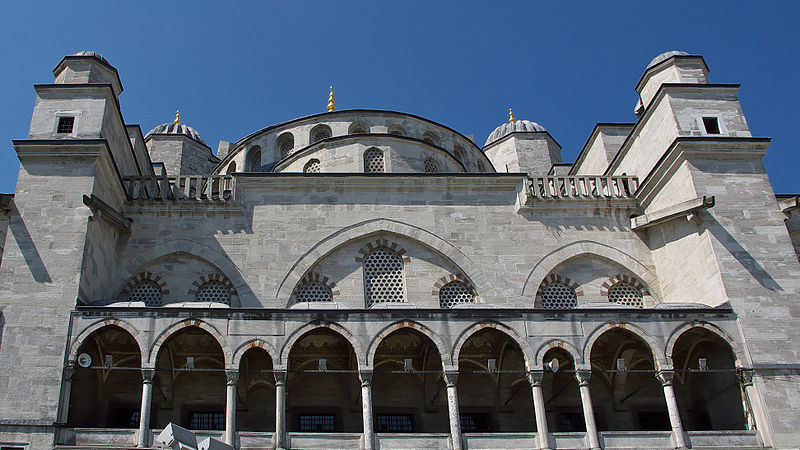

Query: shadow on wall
[703,213,782,291]
[8,202,51,283]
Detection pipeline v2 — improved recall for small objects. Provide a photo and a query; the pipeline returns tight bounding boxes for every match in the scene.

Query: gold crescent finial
[509,108,515,123]
[327,86,336,112]
[174,110,181,125]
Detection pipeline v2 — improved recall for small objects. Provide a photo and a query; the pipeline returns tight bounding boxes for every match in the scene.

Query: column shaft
[443,371,463,450]
[528,371,551,450]
[138,369,155,448]
[657,370,687,449]
[360,371,374,450]
[275,371,288,450]
[225,370,239,446]
[575,370,600,450]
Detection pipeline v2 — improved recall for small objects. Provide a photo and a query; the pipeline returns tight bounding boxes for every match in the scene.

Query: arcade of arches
[65,324,753,448]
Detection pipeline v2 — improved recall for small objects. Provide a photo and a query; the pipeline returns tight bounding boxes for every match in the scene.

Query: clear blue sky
[1,1,797,194]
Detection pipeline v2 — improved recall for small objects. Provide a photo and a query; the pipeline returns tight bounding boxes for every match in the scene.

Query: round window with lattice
[364,148,384,173]
[129,280,162,307]
[424,158,439,173]
[195,281,232,305]
[608,283,643,308]
[296,282,332,302]
[363,248,404,306]
[304,159,321,173]
[439,282,474,308]
[540,284,577,309]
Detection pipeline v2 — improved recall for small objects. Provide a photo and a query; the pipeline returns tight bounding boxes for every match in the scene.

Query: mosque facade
[0,50,799,449]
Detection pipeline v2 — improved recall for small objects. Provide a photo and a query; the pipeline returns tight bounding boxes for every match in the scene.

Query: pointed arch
[68,318,144,364]
[665,321,747,367]
[533,338,583,369]
[583,321,666,370]
[522,240,658,298]
[279,320,365,368]
[452,321,534,371]
[148,318,231,366]
[275,218,496,301]
[367,320,451,367]
[233,338,279,368]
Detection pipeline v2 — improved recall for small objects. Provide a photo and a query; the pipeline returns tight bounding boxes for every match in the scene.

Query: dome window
[276,132,294,158]
[304,159,321,173]
[424,158,439,173]
[310,124,333,144]
[364,148,384,173]
[247,146,262,172]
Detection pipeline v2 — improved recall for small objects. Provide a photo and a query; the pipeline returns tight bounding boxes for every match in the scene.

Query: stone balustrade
[124,176,235,202]
[527,175,639,200]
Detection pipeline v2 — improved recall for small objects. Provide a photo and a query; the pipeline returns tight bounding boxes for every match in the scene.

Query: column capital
[574,369,591,386]
[442,370,459,387]
[359,370,373,386]
[274,369,288,386]
[527,370,545,387]
[737,367,755,387]
[141,368,155,383]
[226,369,239,385]
[656,369,675,386]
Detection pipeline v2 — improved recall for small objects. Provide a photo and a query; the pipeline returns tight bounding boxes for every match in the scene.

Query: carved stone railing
[527,176,639,200]
[124,176,235,202]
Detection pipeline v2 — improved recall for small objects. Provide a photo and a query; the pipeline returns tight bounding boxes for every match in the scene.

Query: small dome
[485,119,546,146]
[145,122,206,146]
[646,50,689,70]
[73,50,109,64]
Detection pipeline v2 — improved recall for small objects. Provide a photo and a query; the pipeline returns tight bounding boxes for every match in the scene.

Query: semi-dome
[485,119,546,146]
[73,50,109,64]
[646,50,689,70]
[145,120,206,146]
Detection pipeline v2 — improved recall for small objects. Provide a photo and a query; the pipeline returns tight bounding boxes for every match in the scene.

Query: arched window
[363,248,405,307]
[247,146,262,172]
[304,159,321,173]
[423,158,439,173]
[195,281,232,305]
[226,161,236,174]
[422,131,440,146]
[540,283,578,309]
[276,132,294,159]
[295,282,333,302]
[453,145,466,166]
[439,282,474,308]
[128,280,162,307]
[348,122,369,134]
[608,282,644,308]
[310,124,332,144]
[388,125,406,136]
[364,148,384,173]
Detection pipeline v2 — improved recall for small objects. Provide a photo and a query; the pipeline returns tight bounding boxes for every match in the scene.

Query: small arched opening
[68,326,142,428]
[276,133,294,159]
[348,121,369,134]
[237,347,276,432]
[247,146,262,172]
[541,347,583,432]
[310,124,332,144]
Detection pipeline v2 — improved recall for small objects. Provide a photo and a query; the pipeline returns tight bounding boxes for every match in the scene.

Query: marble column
[360,371,375,450]
[657,370,687,449]
[443,371,463,450]
[575,369,600,450]
[138,368,155,448]
[275,370,288,450]
[225,370,239,446]
[527,371,551,450]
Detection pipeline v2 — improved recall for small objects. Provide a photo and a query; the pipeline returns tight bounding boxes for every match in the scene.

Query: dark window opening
[109,408,139,428]
[637,411,671,431]
[376,414,413,432]
[702,117,720,134]
[189,411,224,430]
[1,447,26,450]
[299,414,335,432]
[557,412,586,432]
[460,413,491,432]
[57,116,75,134]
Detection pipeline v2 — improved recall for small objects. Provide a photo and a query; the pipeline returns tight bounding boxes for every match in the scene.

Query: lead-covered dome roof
[73,50,109,64]
[646,50,689,70]
[145,122,206,146]
[485,119,546,146]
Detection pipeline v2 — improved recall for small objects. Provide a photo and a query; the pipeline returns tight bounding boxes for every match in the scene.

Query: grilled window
[299,414,335,432]
[57,116,75,133]
[189,411,224,430]
[376,414,413,432]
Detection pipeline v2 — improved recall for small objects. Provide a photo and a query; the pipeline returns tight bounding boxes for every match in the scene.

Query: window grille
[376,414,413,432]
[195,281,232,305]
[454,145,465,164]
[460,413,491,432]
[128,280,162,306]
[189,411,224,430]
[364,148,384,173]
[278,137,294,158]
[439,282,474,308]
[424,158,439,173]
[57,116,75,133]
[296,282,332,302]
[311,131,330,143]
[608,282,644,308]
[540,283,578,309]
[363,248,404,307]
[304,159,321,173]
[299,414,335,432]
[247,148,261,172]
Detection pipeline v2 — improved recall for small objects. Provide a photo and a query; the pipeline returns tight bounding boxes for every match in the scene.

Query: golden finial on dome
[509,108,515,123]
[327,86,336,112]
[174,110,181,125]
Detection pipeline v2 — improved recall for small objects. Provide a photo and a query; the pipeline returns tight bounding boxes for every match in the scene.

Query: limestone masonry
[0,50,798,450]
